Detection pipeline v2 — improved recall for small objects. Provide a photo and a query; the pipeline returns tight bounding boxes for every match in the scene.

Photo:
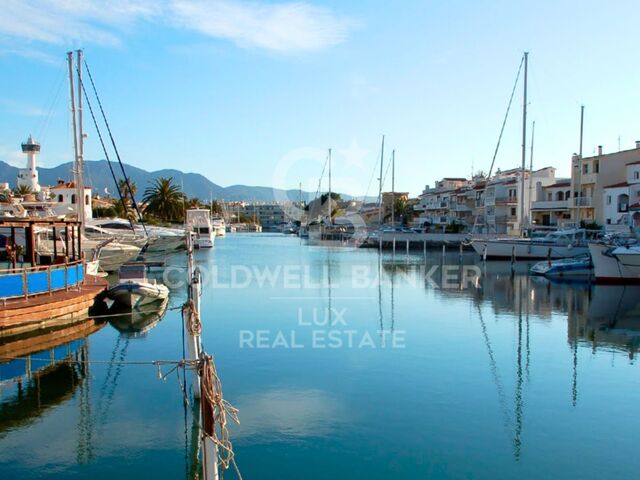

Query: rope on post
[182,299,202,336]
[200,354,243,480]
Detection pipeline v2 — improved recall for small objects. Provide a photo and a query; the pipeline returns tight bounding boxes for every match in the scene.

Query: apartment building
[414,178,472,227]
[570,142,640,225]
[530,180,572,227]
[475,167,557,234]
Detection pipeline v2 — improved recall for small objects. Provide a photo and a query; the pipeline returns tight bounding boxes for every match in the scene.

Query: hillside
[0,160,324,202]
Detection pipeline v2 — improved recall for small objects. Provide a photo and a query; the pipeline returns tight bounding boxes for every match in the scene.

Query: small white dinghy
[106,264,169,310]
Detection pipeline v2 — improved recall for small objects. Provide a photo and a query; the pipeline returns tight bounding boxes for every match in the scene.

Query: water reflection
[231,388,348,442]
[0,319,102,439]
[107,298,170,338]
[375,252,640,461]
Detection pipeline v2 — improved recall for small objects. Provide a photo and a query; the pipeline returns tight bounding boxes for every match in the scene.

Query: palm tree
[392,197,416,225]
[117,179,137,204]
[142,177,184,223]
[13,184,32,197]
[185,197,201,209]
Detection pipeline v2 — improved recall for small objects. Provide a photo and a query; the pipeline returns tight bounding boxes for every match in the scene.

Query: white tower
[17,135,41,192]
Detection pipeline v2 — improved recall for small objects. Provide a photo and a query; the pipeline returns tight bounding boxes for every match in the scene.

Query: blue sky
[0,0,639,197]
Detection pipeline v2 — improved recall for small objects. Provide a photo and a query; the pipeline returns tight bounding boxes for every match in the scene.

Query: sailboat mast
[575,105,585,224]
[76,50,86,233]
[378,135,385,227]
[328,148,332,224]
[67,52,82,226]
[519,51,528,236]
[391,149,395,227]
[528,120,535,226]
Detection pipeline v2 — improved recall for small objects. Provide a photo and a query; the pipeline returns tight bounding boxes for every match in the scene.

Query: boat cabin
[0,218,85,302]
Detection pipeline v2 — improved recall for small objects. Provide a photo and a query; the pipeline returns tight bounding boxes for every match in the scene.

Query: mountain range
[0,159,371,203]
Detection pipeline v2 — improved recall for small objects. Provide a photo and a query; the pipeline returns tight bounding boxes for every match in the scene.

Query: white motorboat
[530,254,592,278]
[185,209,215,248]
[89,218,185,253]
[212,217,226,237]
[106,264,169,309]
[471,229,594,259]
[588,242,640,282]
[85,238,141,273]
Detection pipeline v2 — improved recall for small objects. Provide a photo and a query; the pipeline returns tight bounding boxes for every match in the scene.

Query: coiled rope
[200,354,242,479]
[182,299,202,336]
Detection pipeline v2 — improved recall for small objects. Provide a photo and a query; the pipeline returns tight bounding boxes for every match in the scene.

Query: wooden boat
[0,218,107,339]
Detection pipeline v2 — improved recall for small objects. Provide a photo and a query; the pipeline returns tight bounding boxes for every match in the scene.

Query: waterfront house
[530,180,572,227]
[570,142,640,226]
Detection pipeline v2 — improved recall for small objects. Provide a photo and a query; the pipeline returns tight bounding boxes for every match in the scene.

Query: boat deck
[0,275,108,339]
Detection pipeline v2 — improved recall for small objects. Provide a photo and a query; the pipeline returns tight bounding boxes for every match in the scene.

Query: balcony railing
[0,260,85,301]
[572,197,592,207]
[531,200,569,210]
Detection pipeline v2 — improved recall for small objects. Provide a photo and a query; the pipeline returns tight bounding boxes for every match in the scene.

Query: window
[510,207,516,216]
[634,171,639,180]
[57,194,63,202]
[606,218,611,224]
[606,195,612,205]
[565,190,571,199]
[583,164,589,174]
[85,195,90,205]
[594,160,599,173]
[71,194,77,204]
[547,192,552,200]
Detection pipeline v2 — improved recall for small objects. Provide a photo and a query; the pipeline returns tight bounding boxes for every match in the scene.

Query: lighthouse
[17,135,42,193]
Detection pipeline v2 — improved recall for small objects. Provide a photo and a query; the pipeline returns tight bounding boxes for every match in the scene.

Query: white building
[17,135,42,193]
[530,180,572,227]
[49,180,93,220]
[601,161,640,232]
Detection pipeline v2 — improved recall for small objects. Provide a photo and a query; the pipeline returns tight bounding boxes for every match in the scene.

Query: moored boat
[106,264,169,310]
[530,254,592,278]
[588,242,640,283]
[185,209,215,248]
[471,229,595,259]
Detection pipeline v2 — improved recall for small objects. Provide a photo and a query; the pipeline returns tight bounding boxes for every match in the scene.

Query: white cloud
[0,0,354,56]
[168,0,353,53]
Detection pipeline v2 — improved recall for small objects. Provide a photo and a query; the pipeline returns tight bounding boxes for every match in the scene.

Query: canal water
[1,234,640,479]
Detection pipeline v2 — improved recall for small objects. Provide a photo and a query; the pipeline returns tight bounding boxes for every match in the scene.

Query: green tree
[210,199,223,215]
[388,197,416,225]
[13,184,32,197]
[185,197,201,209]
[117,179,137,204]
[142,177,185,223]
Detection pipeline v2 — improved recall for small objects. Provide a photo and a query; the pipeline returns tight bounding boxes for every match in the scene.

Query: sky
[0,0,639,198]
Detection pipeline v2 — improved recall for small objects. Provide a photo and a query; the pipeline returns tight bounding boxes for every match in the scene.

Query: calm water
[1,234,640,479]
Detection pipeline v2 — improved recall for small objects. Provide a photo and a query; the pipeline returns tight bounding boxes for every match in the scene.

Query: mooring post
[442,244,446,261]
[392,236,396,256]
[483,245,487,262]
[423,239,427,259]
[185,232,203,399]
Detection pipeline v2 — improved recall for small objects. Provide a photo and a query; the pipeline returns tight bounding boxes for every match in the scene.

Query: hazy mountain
[0,160,370,202]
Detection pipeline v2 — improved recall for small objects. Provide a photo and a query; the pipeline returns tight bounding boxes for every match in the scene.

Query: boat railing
[0,259,85,301]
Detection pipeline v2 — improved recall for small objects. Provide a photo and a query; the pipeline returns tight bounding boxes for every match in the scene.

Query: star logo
[338,139,368,169]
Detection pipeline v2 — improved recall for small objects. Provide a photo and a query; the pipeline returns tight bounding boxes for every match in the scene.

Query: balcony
[531,200,569,211]
[572,197,592,207]
[494,196,518,205]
